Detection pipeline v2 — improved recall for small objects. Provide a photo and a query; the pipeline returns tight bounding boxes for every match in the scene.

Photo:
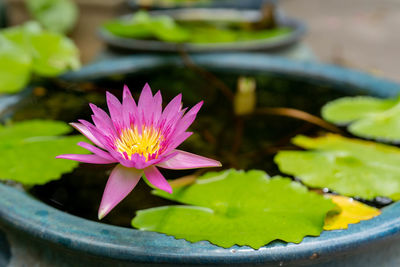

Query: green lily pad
[0,35,32,93]
[103,10,189,42]
[25,0,78,34]
[2,21,80,77]
[275,134,400,200]
[0,22,80,93]
[321,96,400,142]
[132,169,335,249]
[28,29,80,76]
[0,120,88,185]
[134,0,212,8]
[103,10,292,44]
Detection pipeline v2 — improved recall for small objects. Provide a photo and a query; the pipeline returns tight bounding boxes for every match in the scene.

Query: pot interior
[5,63,369,227]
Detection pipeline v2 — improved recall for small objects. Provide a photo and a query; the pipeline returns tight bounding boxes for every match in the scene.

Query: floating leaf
[28,29,80,76]
[275,134,400,200]
[132,169,335,249]
[4,21,80,76]
[0,35,32,93]
[103,10,291,44]
[25,0,78,34]
[0,22,80,93]
[134,0,212,8]
[103,10,189,42]
[322,96,400,142]
[324,195,381,230]
[0,120,88,185]
[2,22,80,76]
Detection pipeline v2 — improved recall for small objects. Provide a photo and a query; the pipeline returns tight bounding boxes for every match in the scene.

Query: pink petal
[183,101,203,120]
[138,83,155,127]
[164,131,193,153]
[138,83,153,110]
[175,101,203,134]
[77,142,117,162]
[118,153,146,169]
[157,150,221,170]
[78,120,114,150]
[98,164,143,219]
[153,90,162,122]
[187,101,203,116]
[91,115,116,138]
[144,166,172,194]
[123,84,133,99]
[161,93,182,123]
[159,109,185,139]
[89,103,115,135]
[141,150,179,169]
[106,91,124,132]
[122,85,138,127]
[70,123,105,149]
[56,154,116,164]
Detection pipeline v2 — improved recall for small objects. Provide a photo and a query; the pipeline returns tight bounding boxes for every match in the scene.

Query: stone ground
[6,0,400,82]
[281,0,400,82]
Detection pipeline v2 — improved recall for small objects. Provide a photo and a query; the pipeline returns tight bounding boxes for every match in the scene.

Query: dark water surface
[6,67,367,227]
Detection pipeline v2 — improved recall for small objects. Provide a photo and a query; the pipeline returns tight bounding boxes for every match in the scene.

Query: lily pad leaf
[275,134,400,200]
[103,10,189,42]
[324,195,381,230]
[25,0,78,34]
[322,96,400,142]
[28,29,80,76]
[0,120,89,185]
[0,35,32,93]
[2,21,80,77]
[102,10,292,44]
[132,169,335,249]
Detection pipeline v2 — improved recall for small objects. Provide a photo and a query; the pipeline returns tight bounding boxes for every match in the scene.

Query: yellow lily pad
[324,195,381,230]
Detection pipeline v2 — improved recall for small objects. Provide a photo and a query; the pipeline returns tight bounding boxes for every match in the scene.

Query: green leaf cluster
[275,134,400,200]
[322,96,400,142]
[135,0,212,8]
[0,22,80,94]
[132,169,335,249]
[104,11,190,43]
[103,10,291,44]
[0,120,88,185]
[25,0,79,34]
[0,35,32,95]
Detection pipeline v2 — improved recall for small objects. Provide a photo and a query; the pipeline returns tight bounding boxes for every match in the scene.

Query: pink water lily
[57,84,221,219]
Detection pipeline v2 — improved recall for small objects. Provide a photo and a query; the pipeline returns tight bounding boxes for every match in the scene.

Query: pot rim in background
[126,0,275,10]
[98,8,306,53]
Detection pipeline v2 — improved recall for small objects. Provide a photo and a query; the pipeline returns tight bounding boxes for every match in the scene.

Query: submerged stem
[169,170,204,189]
[232,117,244,155]
[178,48,234,101]
[254,107,343,134]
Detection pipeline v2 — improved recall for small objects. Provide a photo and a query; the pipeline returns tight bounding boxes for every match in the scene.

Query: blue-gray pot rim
[126,0,274,10]
[1,53,400,264]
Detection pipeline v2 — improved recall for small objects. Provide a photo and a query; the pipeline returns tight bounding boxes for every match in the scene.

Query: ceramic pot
[1,54,400,266]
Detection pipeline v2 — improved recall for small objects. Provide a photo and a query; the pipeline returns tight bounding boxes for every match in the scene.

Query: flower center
[114,126,164,161]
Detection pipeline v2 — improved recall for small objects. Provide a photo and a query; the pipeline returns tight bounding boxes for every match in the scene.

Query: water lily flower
[57,84,221,219]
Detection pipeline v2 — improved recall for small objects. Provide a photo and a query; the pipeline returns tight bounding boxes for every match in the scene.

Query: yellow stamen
[114,126,164,161]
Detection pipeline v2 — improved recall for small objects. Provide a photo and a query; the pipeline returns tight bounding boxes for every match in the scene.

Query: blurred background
[3,0,399,82]
[4,0,399,81]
